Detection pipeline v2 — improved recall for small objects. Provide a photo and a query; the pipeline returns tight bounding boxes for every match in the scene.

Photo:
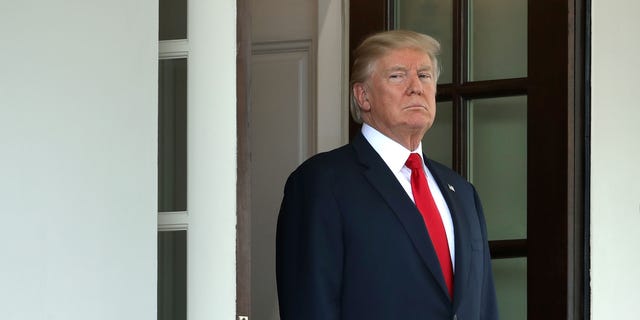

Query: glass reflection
[158,230,187,320]
[492,257,527,320]
[159,58,187,212]
[469,0,527,80]
[469,96,526,240]
[423,101,453,168]
[395,0,453,84]
[159,0,187,40]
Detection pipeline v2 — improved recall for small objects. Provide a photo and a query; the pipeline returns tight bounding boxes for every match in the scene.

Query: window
[158,0,188,319]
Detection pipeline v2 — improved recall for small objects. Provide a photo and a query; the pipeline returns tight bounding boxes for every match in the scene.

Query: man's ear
[353,83,371,112]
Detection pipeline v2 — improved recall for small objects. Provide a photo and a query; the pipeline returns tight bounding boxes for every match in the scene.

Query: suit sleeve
[276,168,343,320]
[472,186,500,320]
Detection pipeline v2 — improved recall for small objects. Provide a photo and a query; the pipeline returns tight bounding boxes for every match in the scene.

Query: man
[276,30,498,320]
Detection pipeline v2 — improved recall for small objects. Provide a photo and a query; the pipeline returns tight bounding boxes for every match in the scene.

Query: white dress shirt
[361,124,456,268]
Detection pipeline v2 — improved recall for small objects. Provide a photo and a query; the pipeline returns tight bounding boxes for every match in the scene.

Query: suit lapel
[425,159,473,311]
[351,134,450,298]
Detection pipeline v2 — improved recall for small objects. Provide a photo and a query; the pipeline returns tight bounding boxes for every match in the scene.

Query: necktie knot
[405,153,423,171]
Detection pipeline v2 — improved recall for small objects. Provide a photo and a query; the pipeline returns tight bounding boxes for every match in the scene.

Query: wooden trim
[236,0,251,317]
[452,95,467,177]
[489,239,527,259]
[348,0,387,140]
[453,0,466,85]
[571,0,588,318]
[437,78,528,100]
[386,0,396,29]
[527,0,586,318]
[348,0,387,65]
[581,1,591,318]
[451,0,465,176]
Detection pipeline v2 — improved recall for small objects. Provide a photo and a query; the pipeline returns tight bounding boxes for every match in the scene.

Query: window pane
[158,230,187,320]
[469,96,526,240]
[422,101,453,168]
[469,0,527,81]
[159,58,187,212]
[159,0,187,40]
[395,0,453,84]
[493,257,527,320]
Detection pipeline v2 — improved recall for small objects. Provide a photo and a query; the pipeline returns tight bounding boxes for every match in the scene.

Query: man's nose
[406,75,423,95]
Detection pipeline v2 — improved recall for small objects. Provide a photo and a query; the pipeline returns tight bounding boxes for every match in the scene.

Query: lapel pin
[448,184,455,192]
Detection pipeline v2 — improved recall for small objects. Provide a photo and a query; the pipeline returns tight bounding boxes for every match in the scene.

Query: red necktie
[405,153,454,298]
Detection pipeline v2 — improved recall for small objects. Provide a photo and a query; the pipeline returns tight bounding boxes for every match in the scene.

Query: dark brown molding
[527,0,586,318]
[571,0,588,318]
[437,78,528,100]
[348,0,388,141]
[236,0,251,317]
[489,239,528,259]
[579,1,591,318]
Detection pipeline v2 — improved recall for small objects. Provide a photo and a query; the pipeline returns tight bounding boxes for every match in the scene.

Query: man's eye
[419,73,433,79]
[389,74,405,81]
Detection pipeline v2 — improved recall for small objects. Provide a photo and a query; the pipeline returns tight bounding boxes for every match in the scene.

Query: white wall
[188,0,237,319]
[0,0,237,319]
[0,0,157,319]
[590,0,640,317]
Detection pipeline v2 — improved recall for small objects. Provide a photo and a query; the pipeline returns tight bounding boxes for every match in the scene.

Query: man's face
[355,48,437,146]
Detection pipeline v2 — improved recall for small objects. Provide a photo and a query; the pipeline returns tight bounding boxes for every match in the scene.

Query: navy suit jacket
[276,133,498,320]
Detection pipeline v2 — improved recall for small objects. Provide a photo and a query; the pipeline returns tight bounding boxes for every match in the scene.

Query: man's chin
[405,117,433,131]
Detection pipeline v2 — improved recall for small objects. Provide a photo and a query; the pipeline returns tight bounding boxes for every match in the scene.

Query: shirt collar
[361,123,423,173]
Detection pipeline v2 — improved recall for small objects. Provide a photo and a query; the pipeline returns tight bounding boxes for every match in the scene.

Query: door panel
[250,41,315,320]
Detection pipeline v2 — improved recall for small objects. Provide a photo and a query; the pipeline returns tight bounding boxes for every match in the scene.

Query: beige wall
[249,1,346,319]
[250,3,317,319]
[590,0,640,318]
[252,0,315,42]
[251,0,347,151]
